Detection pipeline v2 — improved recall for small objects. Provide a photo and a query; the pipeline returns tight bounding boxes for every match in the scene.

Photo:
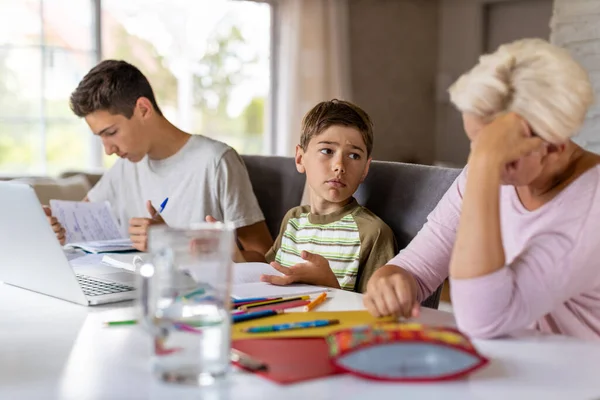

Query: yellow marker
[239,295,310,310]
[303,292,327,312]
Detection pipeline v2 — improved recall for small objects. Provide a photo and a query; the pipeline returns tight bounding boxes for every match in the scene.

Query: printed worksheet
[49,200,124,243]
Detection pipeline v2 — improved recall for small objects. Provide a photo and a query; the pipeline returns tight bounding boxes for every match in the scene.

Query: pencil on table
[303,292,327,312]
[104,319,137,326]
[239,296,310,310]
[232,309,283,324]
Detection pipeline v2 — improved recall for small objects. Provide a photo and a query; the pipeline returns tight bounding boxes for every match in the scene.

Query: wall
[551,0,600,154]
[348,0,439,163]
[484,0,552,52]
[435,0,552,166]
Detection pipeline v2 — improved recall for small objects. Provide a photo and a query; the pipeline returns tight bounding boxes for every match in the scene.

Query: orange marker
[303,292,327,312]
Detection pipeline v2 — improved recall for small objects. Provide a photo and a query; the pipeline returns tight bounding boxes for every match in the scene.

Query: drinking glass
[138,222,235,386]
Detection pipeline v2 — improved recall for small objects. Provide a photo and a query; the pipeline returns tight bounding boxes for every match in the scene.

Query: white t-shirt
[87,135,264,235]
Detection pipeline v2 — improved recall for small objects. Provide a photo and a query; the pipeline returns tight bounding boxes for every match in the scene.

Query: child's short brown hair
[300,99,374,156]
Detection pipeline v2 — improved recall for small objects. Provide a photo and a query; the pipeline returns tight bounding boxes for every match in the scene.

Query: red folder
[231,337,342,384]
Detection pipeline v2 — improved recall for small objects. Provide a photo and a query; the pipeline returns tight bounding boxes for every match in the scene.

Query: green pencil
[104,319,137,326]
[104,319,223,328]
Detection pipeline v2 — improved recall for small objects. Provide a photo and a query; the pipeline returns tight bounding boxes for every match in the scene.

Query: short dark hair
[70,60,162,118]
[300,99,374,157]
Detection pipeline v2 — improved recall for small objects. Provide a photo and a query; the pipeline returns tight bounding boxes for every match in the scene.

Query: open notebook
[50,200,135,253]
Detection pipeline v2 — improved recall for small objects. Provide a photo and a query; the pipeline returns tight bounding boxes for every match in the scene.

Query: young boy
[46,60,272,259]
[259,99,397,293]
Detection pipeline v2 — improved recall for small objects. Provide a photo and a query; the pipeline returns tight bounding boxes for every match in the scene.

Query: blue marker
[243,319,340,333]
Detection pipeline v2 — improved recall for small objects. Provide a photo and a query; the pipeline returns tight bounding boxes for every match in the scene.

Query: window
[0,0,272,175]
[0,0,99,176]
[101,0,272,167]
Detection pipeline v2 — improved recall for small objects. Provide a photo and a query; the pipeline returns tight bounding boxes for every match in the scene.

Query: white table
[1,283,600,400]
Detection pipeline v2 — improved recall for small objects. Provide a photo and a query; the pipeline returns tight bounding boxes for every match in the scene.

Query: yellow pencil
[239,295,310,310]
[303,292,327,312]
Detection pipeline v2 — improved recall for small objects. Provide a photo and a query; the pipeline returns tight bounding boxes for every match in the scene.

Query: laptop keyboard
[76,274,135,297]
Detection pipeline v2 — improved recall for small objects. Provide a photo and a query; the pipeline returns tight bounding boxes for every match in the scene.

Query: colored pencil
[303,292,328,312]
[232,309,282,324]
[239,296,310,310]
[232,297,281,308]
[104,319,137,326]
[241,299,310,313]
[244,319,340,333]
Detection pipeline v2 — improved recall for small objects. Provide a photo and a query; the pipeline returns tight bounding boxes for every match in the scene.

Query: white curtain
[273,0,353,157]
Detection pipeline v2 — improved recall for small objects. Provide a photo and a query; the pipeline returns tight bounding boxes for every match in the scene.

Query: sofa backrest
[10,175,92,205]
[241,155,306,239]
[241,155,461,308]
[354,161,462,251]
[242,156,461,247]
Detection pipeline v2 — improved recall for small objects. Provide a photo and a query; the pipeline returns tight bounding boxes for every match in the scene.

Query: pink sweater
[389,166,600,340]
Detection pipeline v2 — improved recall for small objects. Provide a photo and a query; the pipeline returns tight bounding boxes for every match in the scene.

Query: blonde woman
[364,38,600,340]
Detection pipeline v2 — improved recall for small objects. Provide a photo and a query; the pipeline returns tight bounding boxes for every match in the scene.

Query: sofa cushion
[12,174,91,205]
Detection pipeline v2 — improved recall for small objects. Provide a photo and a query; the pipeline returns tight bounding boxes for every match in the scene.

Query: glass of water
[138,222,235,385]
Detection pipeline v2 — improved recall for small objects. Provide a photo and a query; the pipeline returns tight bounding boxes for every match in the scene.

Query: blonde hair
[448,38,593,143]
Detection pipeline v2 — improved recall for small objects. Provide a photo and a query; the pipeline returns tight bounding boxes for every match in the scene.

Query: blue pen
[244,319,340,333]
[232,309,282,324]
[153,197,169,220]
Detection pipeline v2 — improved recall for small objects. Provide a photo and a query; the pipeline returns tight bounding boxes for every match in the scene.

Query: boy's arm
[214,149,273,255]
[356,219,398,293]
[237,221,272,262]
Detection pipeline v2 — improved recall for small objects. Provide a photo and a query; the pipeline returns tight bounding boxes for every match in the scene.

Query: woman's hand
[470,113,546,167]
[363,265,420,319]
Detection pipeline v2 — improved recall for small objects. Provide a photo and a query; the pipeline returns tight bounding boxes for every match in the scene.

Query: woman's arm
[450,113,543,280]
[449,113,556,338]
[364,170,464,317]
[449,155,505,279]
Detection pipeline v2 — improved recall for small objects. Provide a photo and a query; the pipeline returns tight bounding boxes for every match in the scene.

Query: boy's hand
[129,200,165,251]
[260,251,341,289]
[363,269,420,319]
[43,206,66,245]
[205,215,245,262]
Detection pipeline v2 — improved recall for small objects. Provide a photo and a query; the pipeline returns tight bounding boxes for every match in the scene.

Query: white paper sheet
[232,262,284,285]
[50,200,123,243]
[231,282,330,299]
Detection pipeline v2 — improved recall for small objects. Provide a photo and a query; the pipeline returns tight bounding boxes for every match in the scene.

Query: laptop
[0,182,137,306]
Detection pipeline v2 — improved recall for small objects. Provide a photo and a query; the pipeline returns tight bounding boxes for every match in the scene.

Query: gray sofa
[60,156,461,308]
[241,155,461,309]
